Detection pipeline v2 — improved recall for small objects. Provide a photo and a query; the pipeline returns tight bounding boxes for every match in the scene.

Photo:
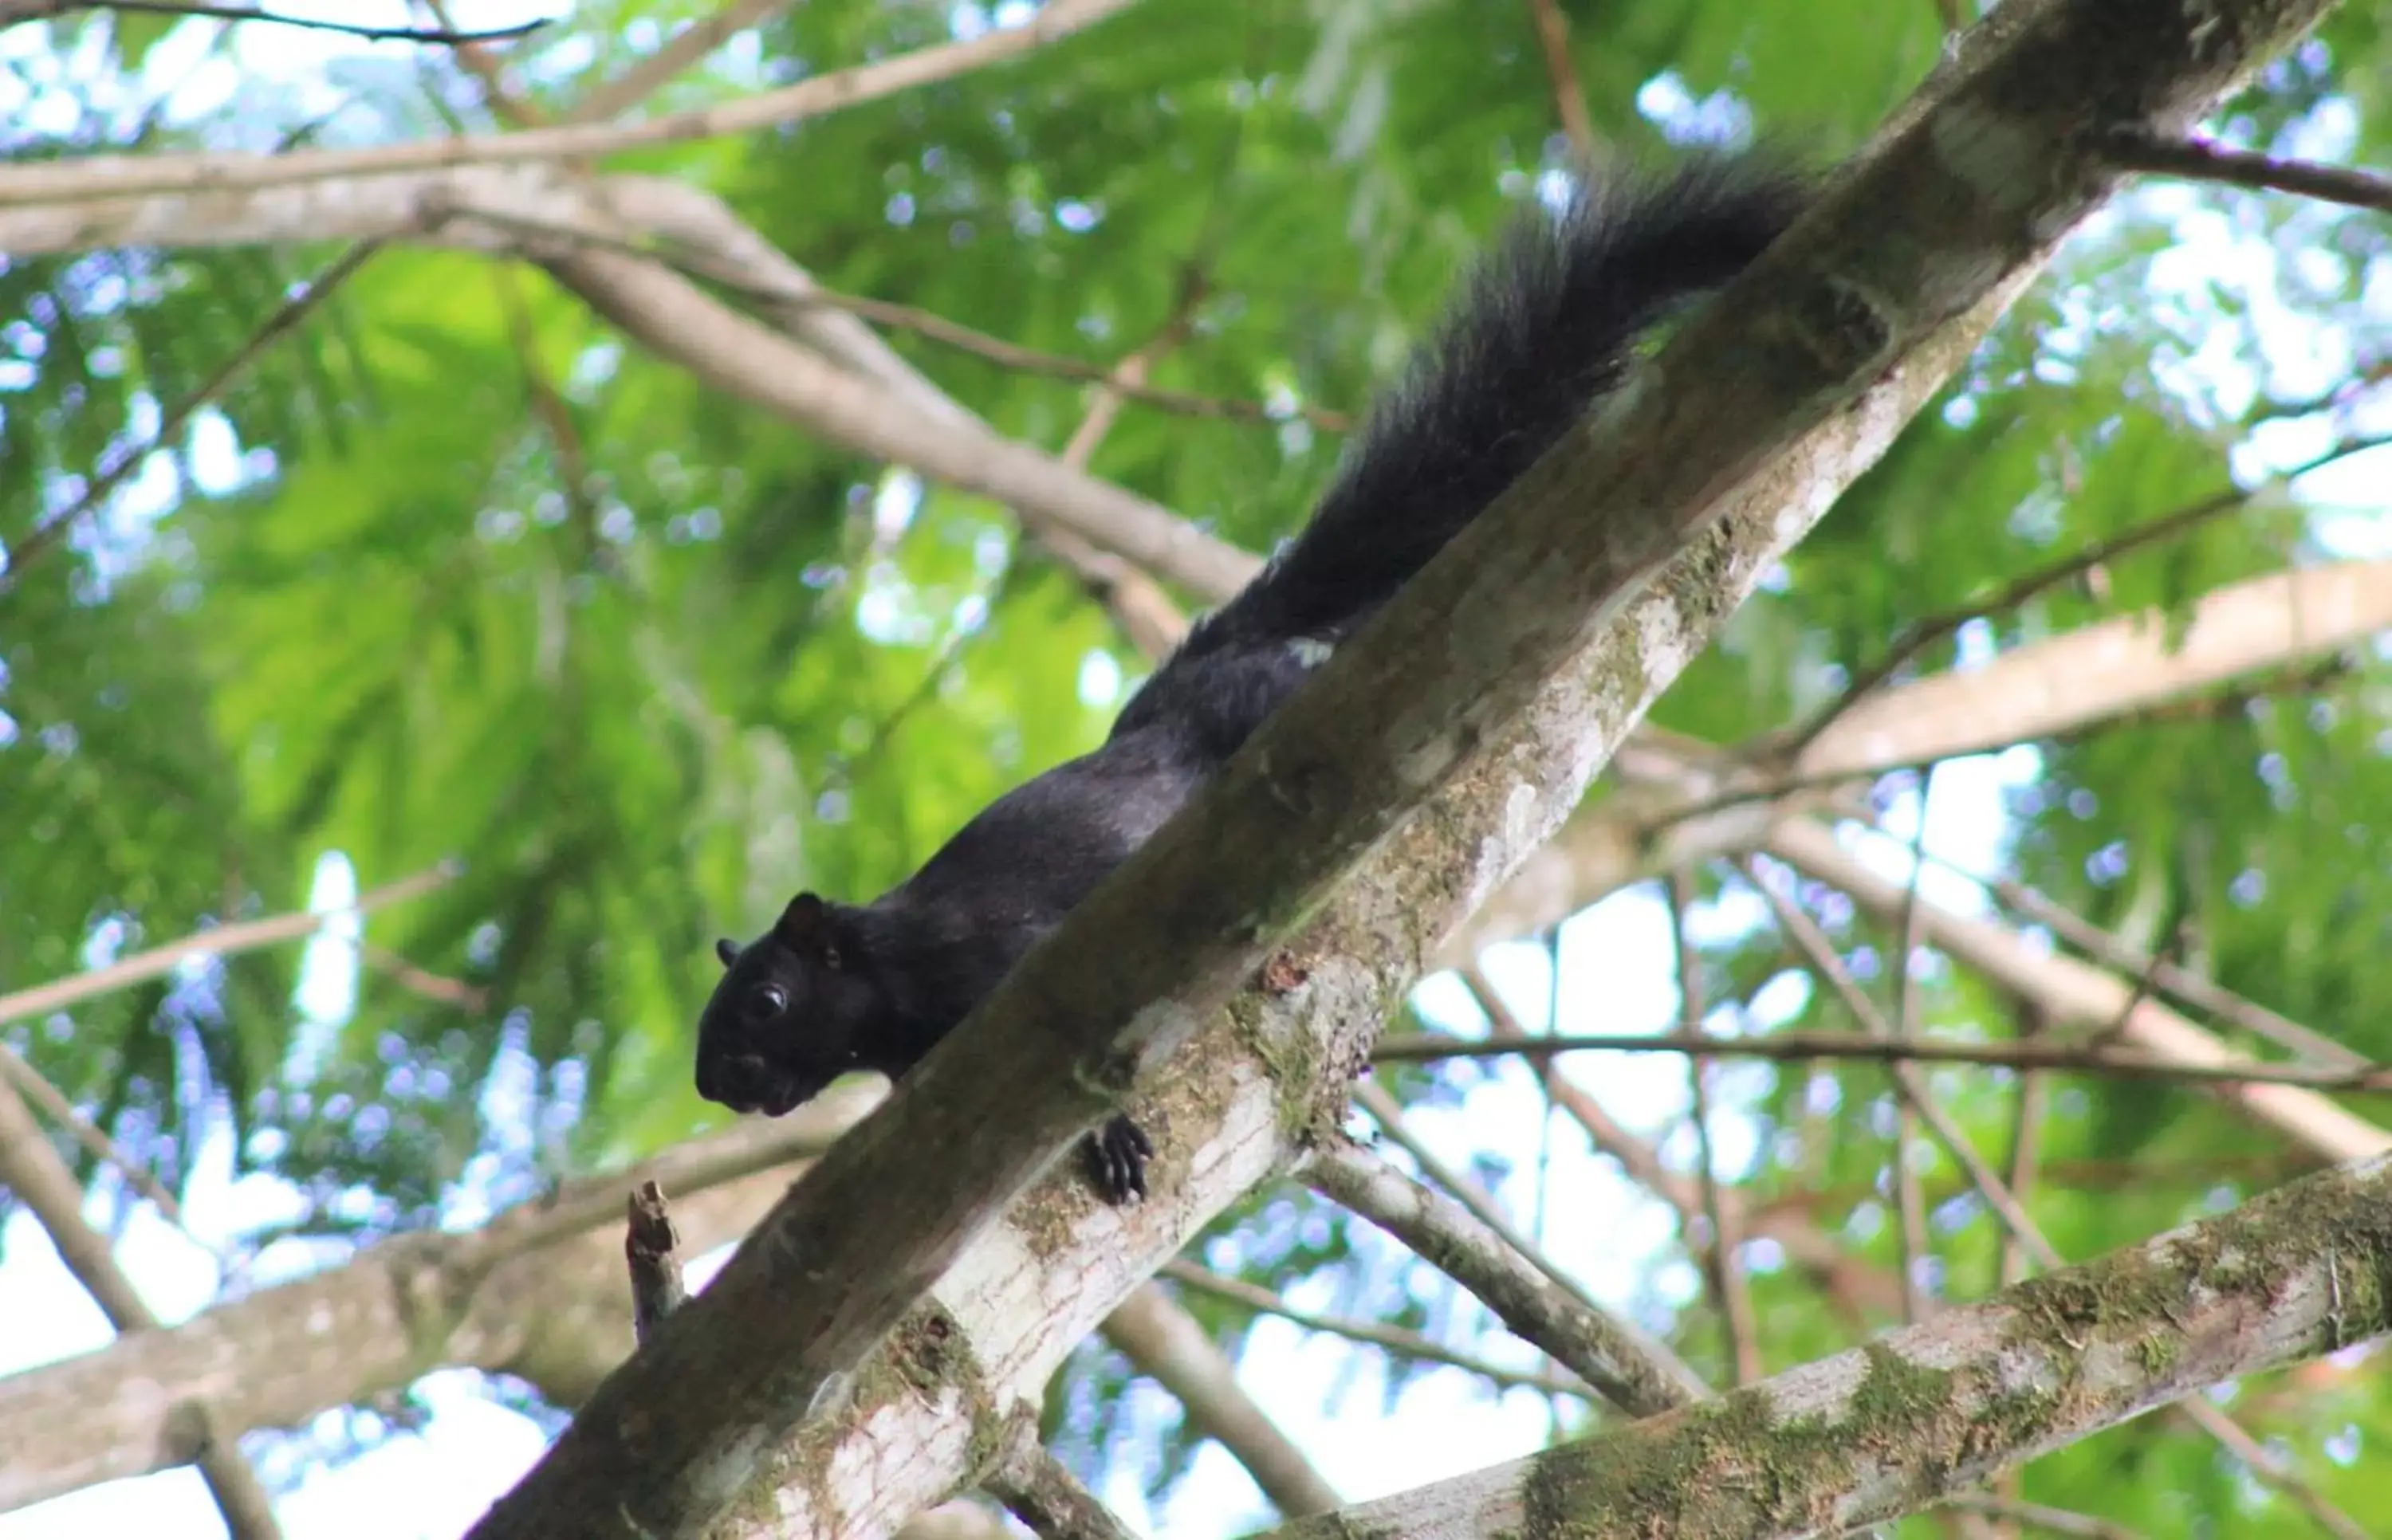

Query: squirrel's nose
[698,1051,778,1113]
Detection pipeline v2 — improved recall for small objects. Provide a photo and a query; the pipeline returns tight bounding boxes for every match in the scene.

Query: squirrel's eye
[743,984,789,1025]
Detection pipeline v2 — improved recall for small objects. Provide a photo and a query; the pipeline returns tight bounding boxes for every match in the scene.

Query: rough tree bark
[1258,1150,2392,1540]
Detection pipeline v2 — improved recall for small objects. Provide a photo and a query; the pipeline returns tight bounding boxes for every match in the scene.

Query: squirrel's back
[1115,154,1806,762]
[698,154,1809,1207]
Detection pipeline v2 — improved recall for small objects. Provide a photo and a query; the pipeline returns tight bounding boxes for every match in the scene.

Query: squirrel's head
[694,892,882,1117]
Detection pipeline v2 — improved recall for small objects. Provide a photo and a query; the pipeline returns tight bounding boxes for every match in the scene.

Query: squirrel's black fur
[695,156,1808,1203]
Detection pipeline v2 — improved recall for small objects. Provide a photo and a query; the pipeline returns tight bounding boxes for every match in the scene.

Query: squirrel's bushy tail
[1113,155,1806,762]
[1211,154,1805,650]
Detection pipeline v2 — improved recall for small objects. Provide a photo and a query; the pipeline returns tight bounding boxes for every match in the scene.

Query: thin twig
[1456,964,1600,1408]
[1982,872,2363,1069]
[2175,1399,2372,1540]
[1538,1066,1902,1325]
[1993,1001,2051,1530]
[356,940,488,1012]
[1741,858,2083,1247]
[0,0,1147,207]
[569,0,794,125]
[755,284,1350,432]
[1889,770,1938,1322]
[489,256,607,560]
[457,194,1343,434]
[2085,919,2191,1049]
[1370,1027,2392,1093]
[1660,875,1761,1384]
[0,862,459,1029]
[1999,1005,2052,1290]
[2,0,548,43]
[1355,1078,1705,1393]
[0,1046,194,1232]
[1102,1283,1341,1516]
[2244,357,2392,424]
[1779,432,2392,756]
[1157,1260,1589,1397]
[1749,1152,2317,1229]
[1,240,383,591]
[1311,1138,1707,1417]
[2029,656,2355,742]
[824,285,1212,785]
[465,1078,879,1265]
[1521,0,1598,163]
[1835,793,2366,1079]
[626,1181,687,1346]
[2110,130,2392,216]
[447,0,1201,693]
[1944,1494,2148,1540]
[1041,275,1204,658]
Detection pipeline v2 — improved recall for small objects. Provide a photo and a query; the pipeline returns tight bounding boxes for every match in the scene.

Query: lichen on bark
[1262,1153,2392,1540]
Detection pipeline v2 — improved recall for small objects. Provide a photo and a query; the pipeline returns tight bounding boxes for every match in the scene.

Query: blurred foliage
[2,0,2391,1534]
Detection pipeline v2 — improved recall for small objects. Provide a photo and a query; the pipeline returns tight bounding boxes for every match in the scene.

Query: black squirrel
[694,155,1807,1204]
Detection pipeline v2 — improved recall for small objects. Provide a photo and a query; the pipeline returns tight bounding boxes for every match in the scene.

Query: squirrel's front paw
[1084,1114,1154,1204]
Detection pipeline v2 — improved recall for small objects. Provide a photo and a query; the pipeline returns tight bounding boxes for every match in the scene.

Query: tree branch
[1371,1027,2392,1091]
[0,240,384,591]
[1983,875,2363,1069]
[1654,882,1762,1385]
[1312,1141,1705,1417]
[544,240,1257,598]
[1944,1495,2146,1540]
[984,1416,1144,1540]
[625,1181,687,1348]
[1158,1261,1591,1397]
[0,1063,283,1538]
[1442,558,2392,962]
[1521,0,1599,162]
[2110,128,2392,214]
[0,1043,194,1232]
[0,0,548,42]
[468,90,2010,1540]
[1259,1151,2392,1540]
[0,0,1145,207]
[1781,431,2388,757]
[0,1086,875,1513]
[1540,1067,1904,1323]
[1099,1283,1342,1516]
[0,862,457,1029]
[738,280,1349,431]
[1772,880,2376,1540]
[1767,819,2392,1165]
[567,0,795,124]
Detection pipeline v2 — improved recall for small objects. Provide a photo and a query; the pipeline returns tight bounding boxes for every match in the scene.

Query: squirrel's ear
[775,892,830,947]
[714,937,739,968]
[776,892,845,968]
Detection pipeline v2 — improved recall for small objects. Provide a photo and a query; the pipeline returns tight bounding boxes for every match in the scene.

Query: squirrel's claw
[1084,1114,1154,1204]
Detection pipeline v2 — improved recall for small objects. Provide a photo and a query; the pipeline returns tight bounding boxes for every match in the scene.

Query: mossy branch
[1261,1150,2392,1540]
